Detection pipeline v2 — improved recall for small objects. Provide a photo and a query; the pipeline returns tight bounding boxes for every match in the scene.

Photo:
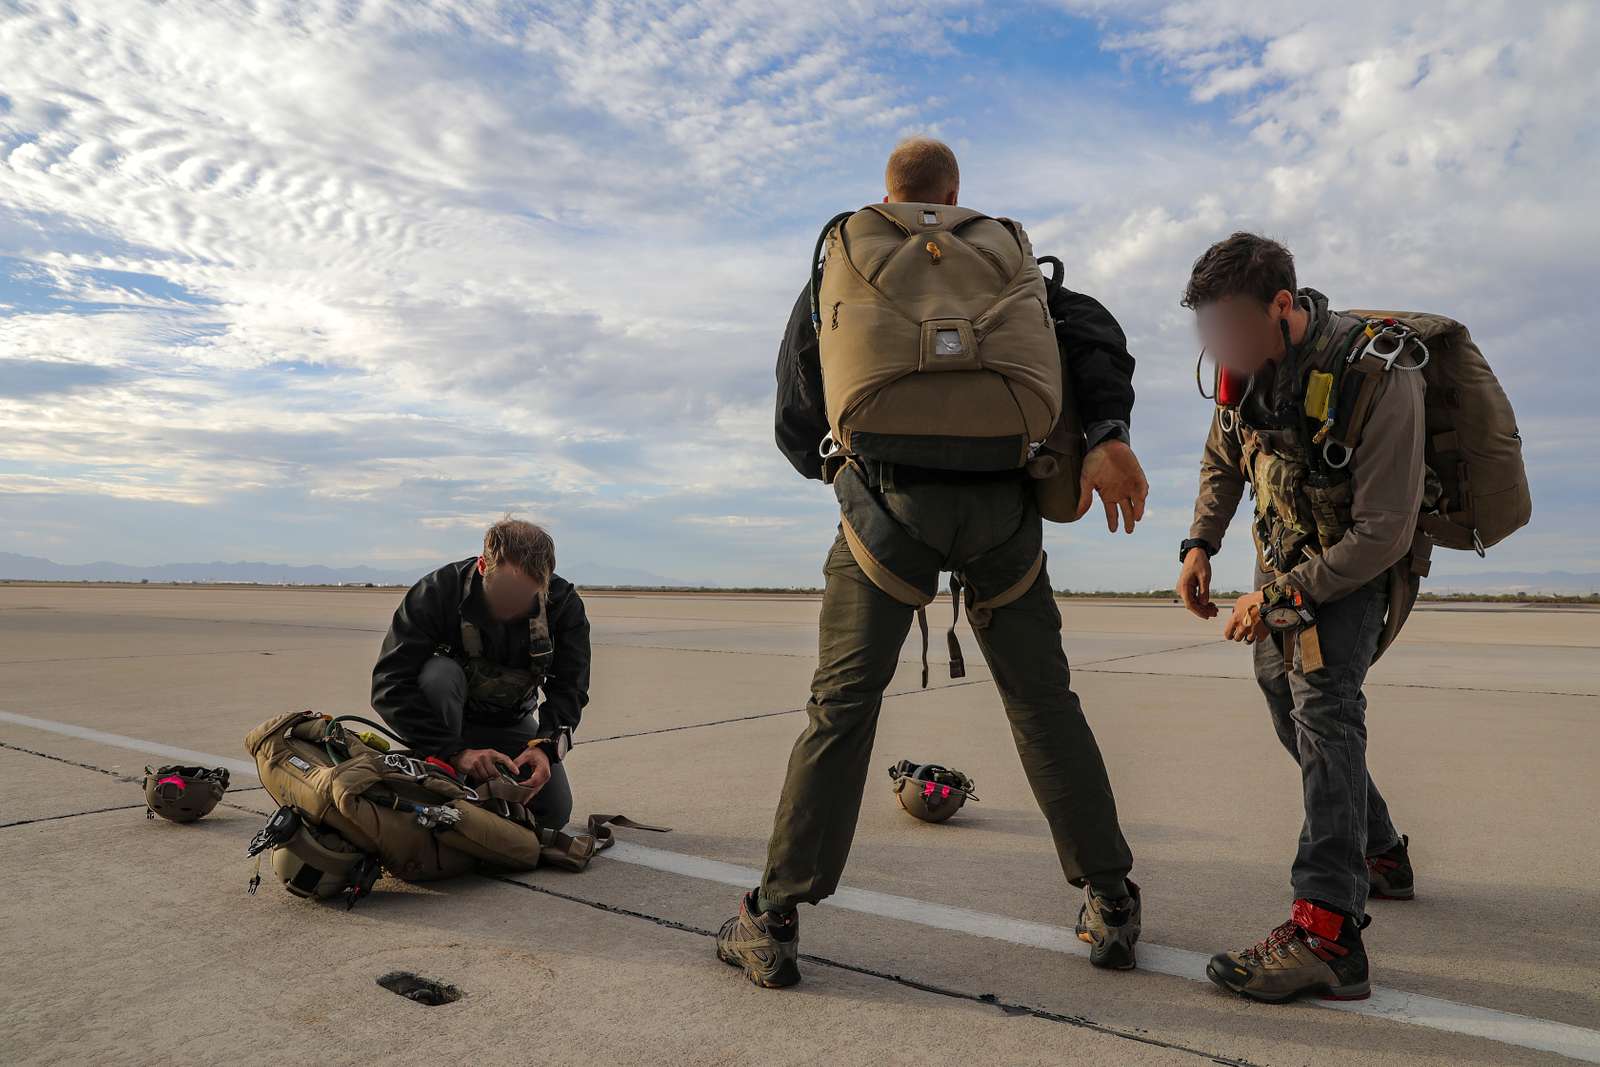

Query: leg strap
[946,575,966,680]
[916,606,930,688]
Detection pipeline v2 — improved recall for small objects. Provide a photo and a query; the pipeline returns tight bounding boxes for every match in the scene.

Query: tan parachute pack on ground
[812,203,1064,473]
[246,710,544,883]
[244,710,669,900]
[1324,310,1532,652]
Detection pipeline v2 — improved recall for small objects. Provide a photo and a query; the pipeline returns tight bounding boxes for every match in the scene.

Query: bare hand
[1073,440,1149,534]
[452,747,519,783]
[513,745,552,795]
[1177,548,1218,620]
[1224,591,1268,643]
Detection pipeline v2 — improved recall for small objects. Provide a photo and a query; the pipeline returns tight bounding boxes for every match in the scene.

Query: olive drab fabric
[458,603,553,725]
[816,203,1063,471]
[245,710,542,883]
[1031,399,1087,523]
[1341,310,1530,553]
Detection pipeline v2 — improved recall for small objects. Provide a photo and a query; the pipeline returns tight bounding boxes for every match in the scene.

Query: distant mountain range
[1421,570,1600,595]
[2,551,1594,595]
[0,551,701,588]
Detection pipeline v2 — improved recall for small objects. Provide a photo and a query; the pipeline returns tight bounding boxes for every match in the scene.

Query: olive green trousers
[759,532,1134,909]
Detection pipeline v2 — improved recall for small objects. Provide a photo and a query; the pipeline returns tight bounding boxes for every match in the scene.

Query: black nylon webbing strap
[946,575,966,680]
[916,606,930,688]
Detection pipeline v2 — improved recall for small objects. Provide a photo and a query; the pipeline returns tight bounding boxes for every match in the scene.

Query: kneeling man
[372,517,591,829]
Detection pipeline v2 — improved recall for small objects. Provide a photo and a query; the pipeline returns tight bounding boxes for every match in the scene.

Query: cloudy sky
[2,1,1596,589]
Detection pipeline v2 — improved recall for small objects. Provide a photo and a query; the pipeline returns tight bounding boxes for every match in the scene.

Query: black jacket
[370,558,592,757]
[774,278,1137,481]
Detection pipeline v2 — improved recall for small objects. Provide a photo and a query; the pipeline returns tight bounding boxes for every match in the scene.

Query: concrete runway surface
[1,582,1596,1066]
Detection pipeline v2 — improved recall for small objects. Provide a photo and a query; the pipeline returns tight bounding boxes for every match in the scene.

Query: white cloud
[2,0,1596,585]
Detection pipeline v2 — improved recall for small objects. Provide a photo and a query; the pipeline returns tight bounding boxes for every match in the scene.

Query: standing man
[372,517,591,830]
[1176,233,1420,1003]
[715,138,1150,988]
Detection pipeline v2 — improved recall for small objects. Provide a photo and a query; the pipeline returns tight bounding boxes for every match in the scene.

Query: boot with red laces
[1207,899,1371,1003]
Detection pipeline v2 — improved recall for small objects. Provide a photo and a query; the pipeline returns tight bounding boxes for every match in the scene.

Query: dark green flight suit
[760,463,1134,908]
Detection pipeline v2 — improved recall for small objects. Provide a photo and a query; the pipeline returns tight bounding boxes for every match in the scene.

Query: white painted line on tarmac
[0,709,258,777]
[5,709,1599,1064]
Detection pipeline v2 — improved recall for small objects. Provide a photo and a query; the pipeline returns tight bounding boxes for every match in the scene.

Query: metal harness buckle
[1354,322,1429,372]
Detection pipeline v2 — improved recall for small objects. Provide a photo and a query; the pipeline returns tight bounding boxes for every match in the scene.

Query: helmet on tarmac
[888,760,978,823]
[143,764,230,823]
[270,823,380,905]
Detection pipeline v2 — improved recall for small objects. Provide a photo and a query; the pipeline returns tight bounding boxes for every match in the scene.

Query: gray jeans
[1253,571,1401,917]
[415,654,573,830]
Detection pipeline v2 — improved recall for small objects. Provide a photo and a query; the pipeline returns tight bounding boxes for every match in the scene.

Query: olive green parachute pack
[243,710,668,906]
[811,202,1064,474]
[1234,309,1530,662]
[1335,311,1531,555]
[807,203,1087,685]
[1326,310,1530,655]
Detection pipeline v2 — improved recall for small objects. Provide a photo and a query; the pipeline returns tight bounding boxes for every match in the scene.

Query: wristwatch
[1261,581,1316,632]
[527,727,573,763]
[1179,538,1216,563]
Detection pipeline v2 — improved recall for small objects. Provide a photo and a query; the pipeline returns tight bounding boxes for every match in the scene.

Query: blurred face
[477,558,547,622]
[1194,290,1295,376]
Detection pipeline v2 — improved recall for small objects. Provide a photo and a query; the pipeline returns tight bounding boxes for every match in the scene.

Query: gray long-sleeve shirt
[1188,291,1426,605]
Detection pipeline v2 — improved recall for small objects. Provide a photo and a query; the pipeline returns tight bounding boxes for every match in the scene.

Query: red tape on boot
[1292,899,1345,941]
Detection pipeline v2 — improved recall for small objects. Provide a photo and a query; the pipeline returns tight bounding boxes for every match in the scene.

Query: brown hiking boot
[1075,879,1141,970]
[1366,834,1414,900]
[716,889,801,988]
[1207,900,1371,1003]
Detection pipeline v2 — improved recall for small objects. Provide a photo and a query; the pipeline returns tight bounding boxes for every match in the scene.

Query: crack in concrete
[0,740,270,831]
[491,874,1261,1067]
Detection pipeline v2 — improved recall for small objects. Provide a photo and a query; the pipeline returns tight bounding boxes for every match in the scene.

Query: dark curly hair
[1182,232,1297,309]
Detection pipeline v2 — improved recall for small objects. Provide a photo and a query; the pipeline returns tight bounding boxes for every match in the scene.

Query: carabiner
[1322,438,1352,469]
[1354,323,1423,371]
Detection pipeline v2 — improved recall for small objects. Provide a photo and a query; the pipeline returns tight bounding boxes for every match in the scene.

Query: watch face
[1262,603,1302,630]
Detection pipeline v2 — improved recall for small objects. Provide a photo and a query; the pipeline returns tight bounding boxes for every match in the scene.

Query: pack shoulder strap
[809,210,857,335]
[460,619,484,659]
[1325,318,1425,451]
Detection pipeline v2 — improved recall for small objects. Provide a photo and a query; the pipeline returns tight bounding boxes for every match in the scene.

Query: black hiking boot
[1207,899,1371,1003]
[1075,879,1142,970]
[716,888,801,988]
[1366,834,1414,900]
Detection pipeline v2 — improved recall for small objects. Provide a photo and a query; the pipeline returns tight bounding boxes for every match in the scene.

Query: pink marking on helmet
[922,781,936,797]
[940,785,952,799]
[157,775,187,791]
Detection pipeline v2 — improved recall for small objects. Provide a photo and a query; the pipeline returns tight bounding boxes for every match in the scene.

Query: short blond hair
[482,516,555,582]
[885,137,960,203]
